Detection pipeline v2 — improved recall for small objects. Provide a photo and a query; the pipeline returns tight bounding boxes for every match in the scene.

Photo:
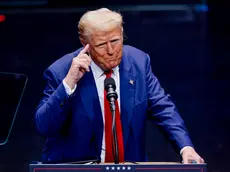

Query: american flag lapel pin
[129,79,134,85]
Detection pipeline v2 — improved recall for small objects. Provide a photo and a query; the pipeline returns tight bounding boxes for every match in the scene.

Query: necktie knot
[104,69,112,78]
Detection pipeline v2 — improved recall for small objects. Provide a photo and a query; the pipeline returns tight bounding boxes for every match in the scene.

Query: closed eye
[111,39,120,43]
[96,42,106,47]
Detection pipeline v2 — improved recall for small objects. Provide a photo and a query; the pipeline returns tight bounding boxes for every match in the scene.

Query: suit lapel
[119,51,136,150]
[78,69,103,156]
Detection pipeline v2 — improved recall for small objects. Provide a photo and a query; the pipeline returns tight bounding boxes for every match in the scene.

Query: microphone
[104,77,119,164]
[104,78,118,111]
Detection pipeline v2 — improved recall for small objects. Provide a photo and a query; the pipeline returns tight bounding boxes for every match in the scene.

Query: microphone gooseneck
[104,77,119,164]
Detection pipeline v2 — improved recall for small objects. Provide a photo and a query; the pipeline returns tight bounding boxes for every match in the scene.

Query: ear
[80,37,87,47]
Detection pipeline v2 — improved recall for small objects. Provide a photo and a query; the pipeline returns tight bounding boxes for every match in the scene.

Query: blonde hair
[78,8,123,40]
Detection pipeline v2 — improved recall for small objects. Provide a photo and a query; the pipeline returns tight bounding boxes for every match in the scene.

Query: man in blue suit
[35,8,204,164]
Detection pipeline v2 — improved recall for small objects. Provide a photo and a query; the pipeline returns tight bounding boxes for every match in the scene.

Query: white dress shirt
[62,61,191,161]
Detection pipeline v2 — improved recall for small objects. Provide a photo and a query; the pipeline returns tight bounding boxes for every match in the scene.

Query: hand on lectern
[181,147,204,164]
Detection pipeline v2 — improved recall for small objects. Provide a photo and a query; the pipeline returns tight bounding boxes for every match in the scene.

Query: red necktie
[104,70,124,162]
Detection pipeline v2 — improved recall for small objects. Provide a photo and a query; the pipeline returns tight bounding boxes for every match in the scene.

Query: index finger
[80,44,89,54]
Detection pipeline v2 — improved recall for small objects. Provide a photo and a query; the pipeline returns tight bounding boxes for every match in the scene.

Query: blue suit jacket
[35,45,193,162]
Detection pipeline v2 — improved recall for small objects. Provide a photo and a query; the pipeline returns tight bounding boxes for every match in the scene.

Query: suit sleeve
[35,67,71,137]
[145,54,194,153]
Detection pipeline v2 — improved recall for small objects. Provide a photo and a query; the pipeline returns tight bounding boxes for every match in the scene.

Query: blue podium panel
[29,163,207,172]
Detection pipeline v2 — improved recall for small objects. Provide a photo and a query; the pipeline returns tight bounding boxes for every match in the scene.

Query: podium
[29,162,207,172]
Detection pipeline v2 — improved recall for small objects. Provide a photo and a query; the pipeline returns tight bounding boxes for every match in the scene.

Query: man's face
[87,26,123,71]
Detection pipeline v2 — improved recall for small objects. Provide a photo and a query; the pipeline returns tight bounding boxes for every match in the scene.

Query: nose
[107,42,114,55]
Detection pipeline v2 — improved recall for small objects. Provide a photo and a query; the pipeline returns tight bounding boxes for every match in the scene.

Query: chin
[109,62,120,69]
[101,59,121,70]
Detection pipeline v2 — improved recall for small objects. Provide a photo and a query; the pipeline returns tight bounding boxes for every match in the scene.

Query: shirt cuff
[62,79,77,95]
[180,146,194,155]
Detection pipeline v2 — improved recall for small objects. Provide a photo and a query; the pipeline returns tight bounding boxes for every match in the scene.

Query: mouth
[106,57,119,61]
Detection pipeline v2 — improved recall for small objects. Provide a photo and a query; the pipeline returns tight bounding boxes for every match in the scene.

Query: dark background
[0,0,229,172]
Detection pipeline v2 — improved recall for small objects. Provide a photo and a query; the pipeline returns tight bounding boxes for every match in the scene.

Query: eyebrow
[95,37,121,47]
[95,42,107,47]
